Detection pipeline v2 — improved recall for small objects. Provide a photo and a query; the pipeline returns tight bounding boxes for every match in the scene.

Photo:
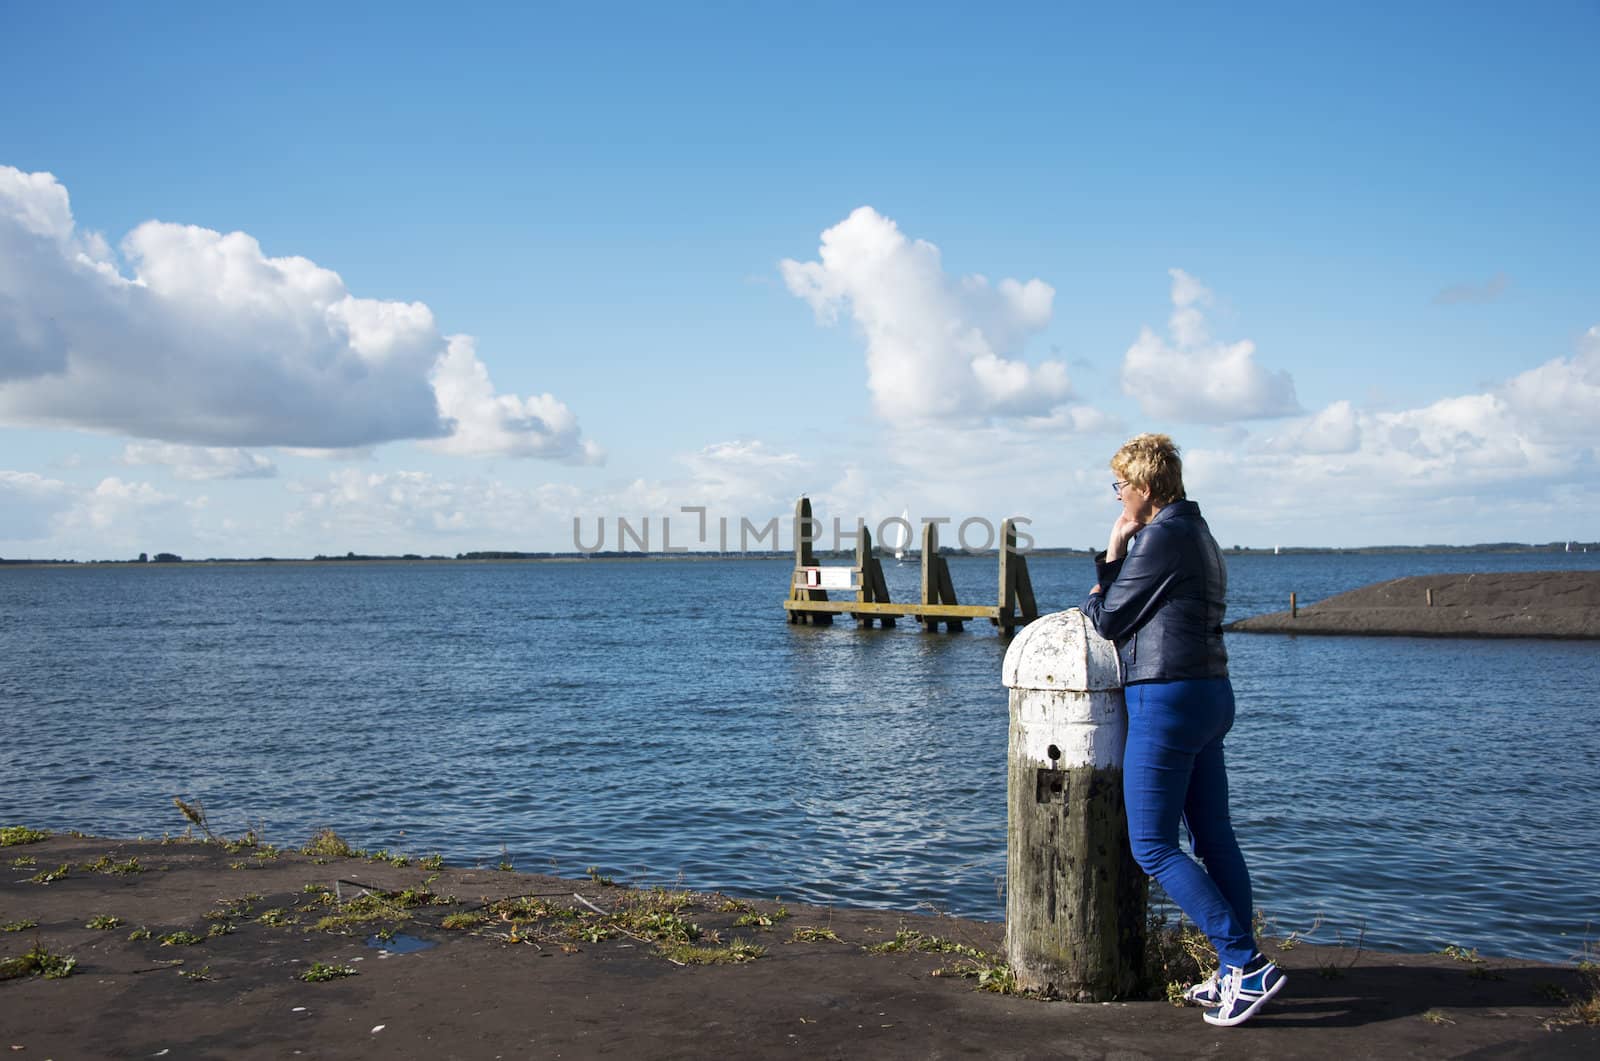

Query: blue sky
[2,1,1597,559]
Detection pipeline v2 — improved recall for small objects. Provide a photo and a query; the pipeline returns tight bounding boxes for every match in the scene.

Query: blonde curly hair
[1111,433,1185,506]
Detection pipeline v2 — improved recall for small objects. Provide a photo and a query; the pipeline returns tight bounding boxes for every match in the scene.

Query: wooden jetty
[784,497,1038,634]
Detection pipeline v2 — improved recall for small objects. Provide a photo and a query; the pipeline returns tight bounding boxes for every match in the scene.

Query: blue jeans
[1124,678,1257,970]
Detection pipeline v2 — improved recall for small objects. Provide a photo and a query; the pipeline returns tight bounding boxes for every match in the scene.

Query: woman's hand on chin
[1106,514,1144,562]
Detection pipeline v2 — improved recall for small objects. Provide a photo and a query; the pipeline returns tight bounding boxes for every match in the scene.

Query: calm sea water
[3,551,1598,963]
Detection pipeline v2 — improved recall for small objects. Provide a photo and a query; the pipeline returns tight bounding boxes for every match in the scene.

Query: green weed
[0,826,50,847]
[26,863,69,884]
[575,922,618,943]
[487,896,571,923]
[301,829,354,858]
[1544,957,1600,1027]
[300,961,358,982]
[1144,907,1215,1005]
[9,856,38,868]
[1313,921,1367,980]
[85,915,123,930]
[442,912,488,930]
[0,941,77,980]
[924,951,1015,990]
[659,937,764,965]
[2,920,39,933]
[310,882,447,935]
[82,854,143,875]
[208,894,263,919]
[862,926,1022,995]
[221,832,261,854]
[127,927,152,941]
[172,797,216,841]
[621,887,697,914]
[160,931,204,946]
[1439,944,1483,963]
[734,903,789,928]
[865,928,967,955]
[612,909,699,944]
[789,927,842,944]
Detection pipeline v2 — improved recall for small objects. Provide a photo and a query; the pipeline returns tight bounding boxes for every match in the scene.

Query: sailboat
[885,507,911,563]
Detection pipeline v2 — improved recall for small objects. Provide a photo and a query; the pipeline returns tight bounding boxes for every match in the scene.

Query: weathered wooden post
[996,518,1038,636]
[918,521,962,632]
[789,496,832,625]
[1001,609,1145,1000]
[849,524,895,628]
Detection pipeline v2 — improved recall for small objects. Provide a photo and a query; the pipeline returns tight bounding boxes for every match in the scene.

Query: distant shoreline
[3,541,1594,568]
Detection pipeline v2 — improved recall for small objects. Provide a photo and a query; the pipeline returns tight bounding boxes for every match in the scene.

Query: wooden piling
[788,497,832,625]
[917,521,963,631]
[851,525,895,628]
[1002,610,1145,1001]
[997,519,1039,636]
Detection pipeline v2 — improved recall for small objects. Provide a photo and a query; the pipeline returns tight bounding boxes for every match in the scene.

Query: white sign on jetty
[794,566,858,591]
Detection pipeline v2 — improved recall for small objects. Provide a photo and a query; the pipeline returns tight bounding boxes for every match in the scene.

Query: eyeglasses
[1112,480,1129,498]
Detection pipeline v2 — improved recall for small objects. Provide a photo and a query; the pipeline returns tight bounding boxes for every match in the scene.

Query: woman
[1081,433,1285,1028]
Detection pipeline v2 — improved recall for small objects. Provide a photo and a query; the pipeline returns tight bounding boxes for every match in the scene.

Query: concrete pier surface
[2,833,1596,1058]
[1228,570,1600,639]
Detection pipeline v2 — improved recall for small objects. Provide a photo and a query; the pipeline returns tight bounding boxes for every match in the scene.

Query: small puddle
[365,933,436,954]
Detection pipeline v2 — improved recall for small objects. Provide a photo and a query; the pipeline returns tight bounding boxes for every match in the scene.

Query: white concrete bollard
[1001,608,1146,1000]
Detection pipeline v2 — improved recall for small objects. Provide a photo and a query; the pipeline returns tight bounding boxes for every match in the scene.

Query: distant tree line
[1,540,1593,566]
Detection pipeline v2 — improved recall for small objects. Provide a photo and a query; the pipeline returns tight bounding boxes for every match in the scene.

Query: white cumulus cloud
[1120,269,1300,423]
[423,337,603,464]
[0,166,596,461]
[0,470,75,541]
[676,440,808,506]
[1271,399,1361,455]
[121,442,277,480]
[1,469,191,552]
[1498,325,1600,444]
[781,206,1073,426]
[1262,325,1600,479]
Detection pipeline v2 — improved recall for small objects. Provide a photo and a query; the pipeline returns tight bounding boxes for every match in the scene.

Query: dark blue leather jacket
[1082,499,1229,684]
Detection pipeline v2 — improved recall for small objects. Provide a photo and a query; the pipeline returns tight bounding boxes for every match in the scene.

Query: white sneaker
[1203,957,1288,1027]
[1182,970,1221,1007]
